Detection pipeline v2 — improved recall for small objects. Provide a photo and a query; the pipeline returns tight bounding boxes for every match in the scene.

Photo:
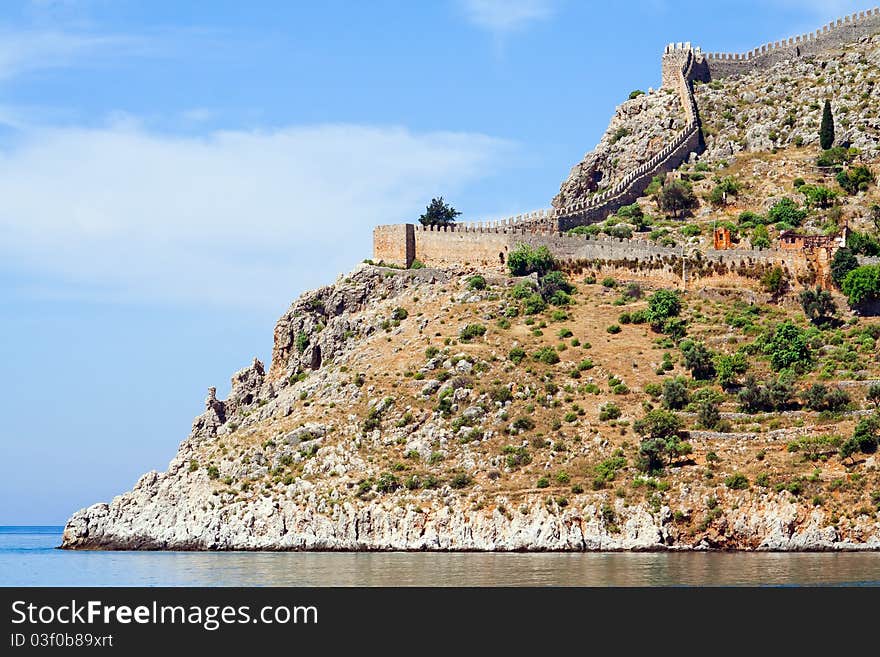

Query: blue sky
[1,0,875,524]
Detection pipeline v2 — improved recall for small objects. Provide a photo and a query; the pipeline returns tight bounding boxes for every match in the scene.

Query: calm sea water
[2,527,880,586]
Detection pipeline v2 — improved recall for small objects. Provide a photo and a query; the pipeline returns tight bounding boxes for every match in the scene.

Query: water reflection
[3,530,879,586]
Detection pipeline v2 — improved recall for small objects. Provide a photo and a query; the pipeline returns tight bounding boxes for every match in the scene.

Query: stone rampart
[702,8,880,79]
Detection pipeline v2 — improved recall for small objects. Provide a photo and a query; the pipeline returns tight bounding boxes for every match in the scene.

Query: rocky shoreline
[61,466,880,552]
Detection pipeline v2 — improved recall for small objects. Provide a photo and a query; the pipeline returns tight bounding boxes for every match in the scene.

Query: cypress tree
[819,99,835,150]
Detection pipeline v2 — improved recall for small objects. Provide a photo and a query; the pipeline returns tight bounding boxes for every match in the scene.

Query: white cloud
[458,0,556,34]
[0,123,512,308]
[0,29,140,81]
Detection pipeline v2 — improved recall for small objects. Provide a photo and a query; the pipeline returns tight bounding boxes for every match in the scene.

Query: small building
[713,226,733,250]
[778,231,843,251]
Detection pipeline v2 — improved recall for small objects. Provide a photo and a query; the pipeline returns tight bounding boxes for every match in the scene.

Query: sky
[1,0,876,524]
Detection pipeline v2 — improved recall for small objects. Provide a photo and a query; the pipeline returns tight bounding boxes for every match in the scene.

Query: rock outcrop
[553,90,685,210]
[61,264,880,552]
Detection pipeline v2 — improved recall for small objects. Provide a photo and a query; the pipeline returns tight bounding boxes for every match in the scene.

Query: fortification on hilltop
[374,8,880,286]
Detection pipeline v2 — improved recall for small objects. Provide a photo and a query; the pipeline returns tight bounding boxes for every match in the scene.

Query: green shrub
[800,184,837,209]
[846,230,880,256]
[508,346,527,364]
[376,472,400,493]
[816,146,857,168]
[602,277,617,288]
[513,416,536,431]
[647,290,681,326]
[599,402,622,421]
[490,385,513,403]
[534,347,560,365]
[680,340,716,379]
[459,324,487,342]
[503,445,532,468]
[467,275,487,290]
[761,266,787,295]
[657,179,698,218]
[724,473,750,490]
[296,332,310,353]
[450,473,472,489]
[831,248,859,287]
[841,265,880,306]
[536,476,550,488]
[507,244,557,277]
[837,165,874,194]
[606,324,621,334]
[767,197,807,226]
[765,321,810,371]
[662,376,691,410]
[391,307,408,321]
[523,293,547,315]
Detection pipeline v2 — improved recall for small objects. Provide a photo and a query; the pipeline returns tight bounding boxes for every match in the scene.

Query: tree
[539,270,574,299]
[799,287,837,325]
[507,244,557,277]
[767,197,807,226]
[715,352,748,389]
[694,389,723,430]
[841,265,880,306]
[633,410,688,472]
[761,266,787,296]
[647,289,682,327]
[836,165,875,195]
[819,99,835,150]
[418,197,461,227]
[831,248,859,287]
[662,376,691,410]
[799,184,837,210]
[708,177,740,207]
[764,321,810,371]
[851,416,879,453]
[657,180,698,218]
[751,224,771,249]
[680,340,716,379]
[766,371,796,410]
[738,375,771,413]
[846,231,880,256]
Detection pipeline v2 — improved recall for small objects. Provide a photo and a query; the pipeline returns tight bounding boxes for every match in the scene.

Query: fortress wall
[704,8,880,79]
[373,224,414,268]
[412,225,512,270]
[378,224,809,279]
[557,124,702,231]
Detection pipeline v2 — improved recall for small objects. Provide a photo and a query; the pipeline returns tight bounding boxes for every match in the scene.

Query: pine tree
[418,197,461,227]
[819,99,835,150]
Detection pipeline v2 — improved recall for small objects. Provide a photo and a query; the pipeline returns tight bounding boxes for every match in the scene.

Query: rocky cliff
[552,90,685,210]
[62,264,880,551]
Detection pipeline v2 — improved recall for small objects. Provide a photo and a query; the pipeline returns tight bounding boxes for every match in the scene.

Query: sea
[2,526,880,586]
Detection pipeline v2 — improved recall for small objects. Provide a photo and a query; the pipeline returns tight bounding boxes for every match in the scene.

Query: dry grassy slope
[190,253,880,546]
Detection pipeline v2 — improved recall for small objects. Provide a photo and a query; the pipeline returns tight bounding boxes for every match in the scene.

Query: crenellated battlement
[704,8,880,63]
[663,7,880,82]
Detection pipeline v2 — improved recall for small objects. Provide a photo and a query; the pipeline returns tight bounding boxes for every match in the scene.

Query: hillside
[62,22,880,552]
[61,250,880,549]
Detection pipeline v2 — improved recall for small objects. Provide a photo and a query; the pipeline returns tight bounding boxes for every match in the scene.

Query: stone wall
[704,8,880,79]
[411,225,511,270]
[372,224,414,268]
[374,223,810,287]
